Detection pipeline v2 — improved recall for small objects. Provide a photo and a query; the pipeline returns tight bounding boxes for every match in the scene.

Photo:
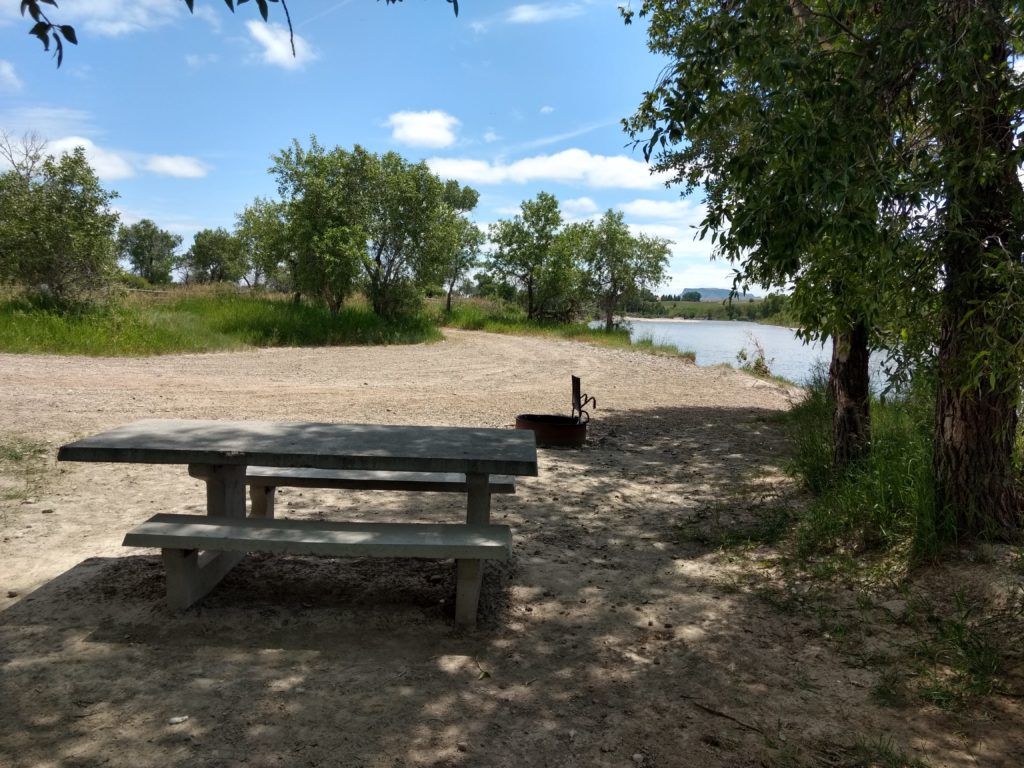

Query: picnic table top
[57,419,539,476]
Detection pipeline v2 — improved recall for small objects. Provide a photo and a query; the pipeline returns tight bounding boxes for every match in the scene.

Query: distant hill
[681,287,762,301]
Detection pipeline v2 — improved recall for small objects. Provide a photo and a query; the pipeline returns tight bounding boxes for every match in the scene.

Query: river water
[623,318,829,385]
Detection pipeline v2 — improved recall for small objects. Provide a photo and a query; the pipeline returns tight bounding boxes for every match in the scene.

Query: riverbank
[0,330,1019,767]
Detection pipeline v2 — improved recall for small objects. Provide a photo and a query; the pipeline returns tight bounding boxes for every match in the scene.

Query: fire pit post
[515,376,596,448]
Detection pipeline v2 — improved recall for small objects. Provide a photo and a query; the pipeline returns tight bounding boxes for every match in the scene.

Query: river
[622,318,829,385]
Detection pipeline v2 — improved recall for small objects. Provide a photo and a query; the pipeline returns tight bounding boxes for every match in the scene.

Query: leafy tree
[181,227,246,284]
[533,221,590,322]
[680,290,701,302]
[0,146,119,304]
[116,219,181,285]
[472,271,516,302]
[433,213,484,313]
[583,210,670,331]
[235,197,290,289]
[625,1,1024,538]
[271,139,477,318]
[270,137,365,312]
[487,192,563,321]
[361,150,478,319]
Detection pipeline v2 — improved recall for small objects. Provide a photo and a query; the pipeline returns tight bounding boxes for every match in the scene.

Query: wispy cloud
[144,155,209,178]
[483,130,500,144]
[539,105,555,115]
[506,4,586,24]
[0,60,22,92]
[185,52,220,70]
[385,110,460,149]
[66,0,184,37]
[428,148,670,189]
[516,120,614,151]
[247,21,316,70]
[471,2,589,32]
[0,106,96,139]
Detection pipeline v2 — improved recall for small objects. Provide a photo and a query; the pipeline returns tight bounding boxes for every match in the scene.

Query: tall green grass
[439,298,697,361]
[786,372,944,558]
[0,291,440,356]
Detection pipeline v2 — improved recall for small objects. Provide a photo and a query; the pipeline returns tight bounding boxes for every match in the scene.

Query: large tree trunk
[933,312,1020,537]
[931,1,1023,539]
[829,320,871,468]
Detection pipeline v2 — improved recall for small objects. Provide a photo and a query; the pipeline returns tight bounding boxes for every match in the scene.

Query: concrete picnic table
[57,419,539,624]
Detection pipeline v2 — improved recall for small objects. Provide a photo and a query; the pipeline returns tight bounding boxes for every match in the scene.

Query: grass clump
[785,373,940,558]
[0,290,440,356]
[0,433,48,502]
[842,735,930,768]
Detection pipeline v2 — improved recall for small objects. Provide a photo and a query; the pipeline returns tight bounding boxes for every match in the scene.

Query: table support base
[162,548,245,610]
[455,558,484,627]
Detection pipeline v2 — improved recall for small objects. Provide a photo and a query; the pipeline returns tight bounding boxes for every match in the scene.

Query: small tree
[680,290,701,302]
[235,197,290,289]
[487,192,563,321]
[181,228,246,284]
[0,146,119,305]
[271,136,365,312]
[583,210,670,331]
[361,151,478,319]
[117,219,181,285]
[434,214,484,314]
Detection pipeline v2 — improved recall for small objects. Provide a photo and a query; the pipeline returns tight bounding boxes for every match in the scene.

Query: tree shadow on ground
[1,404,1012,768]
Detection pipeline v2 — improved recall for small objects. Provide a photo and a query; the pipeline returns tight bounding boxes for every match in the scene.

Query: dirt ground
[0,329,1021,768]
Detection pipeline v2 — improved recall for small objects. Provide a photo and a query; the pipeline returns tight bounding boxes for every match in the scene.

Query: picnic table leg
[161,463,248,610]
[466,472,491,524]
[188,463,247,517]
[454,558,483,627]
[249,485,276,519]
[456,472,492,627]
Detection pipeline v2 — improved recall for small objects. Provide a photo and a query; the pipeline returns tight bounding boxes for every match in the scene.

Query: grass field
[0,289,698,360]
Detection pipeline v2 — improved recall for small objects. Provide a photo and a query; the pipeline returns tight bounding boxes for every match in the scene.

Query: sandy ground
[0,330,1020,768]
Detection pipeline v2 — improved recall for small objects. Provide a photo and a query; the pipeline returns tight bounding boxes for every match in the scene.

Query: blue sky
[0,0,733,292]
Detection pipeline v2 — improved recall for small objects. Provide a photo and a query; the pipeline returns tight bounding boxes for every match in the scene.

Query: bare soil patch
[0,330,1020,767]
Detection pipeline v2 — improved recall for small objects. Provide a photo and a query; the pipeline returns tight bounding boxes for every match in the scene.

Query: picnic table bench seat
[245,467,516,518]
[124,513,512,624]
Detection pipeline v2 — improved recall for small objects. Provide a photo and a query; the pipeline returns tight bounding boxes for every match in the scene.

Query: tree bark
[931,1,1023,540]
[933,315,1020,538]
[829,320,871,468]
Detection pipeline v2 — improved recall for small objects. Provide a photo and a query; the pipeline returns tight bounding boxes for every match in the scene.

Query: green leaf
[59,25,77,45]
[256,0,269,21]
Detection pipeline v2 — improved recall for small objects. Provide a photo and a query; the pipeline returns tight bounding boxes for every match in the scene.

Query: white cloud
[385,110,460,149]
[619,198,702,220]
[562,196,599,218]
[49,136,135,180]
[506,4,586,24]
[483,130,500,143]
[247,21,315,70]
[144,155,209,178]
[428,148,671,190]
[0,60,22,92]
[539,105,555,115]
